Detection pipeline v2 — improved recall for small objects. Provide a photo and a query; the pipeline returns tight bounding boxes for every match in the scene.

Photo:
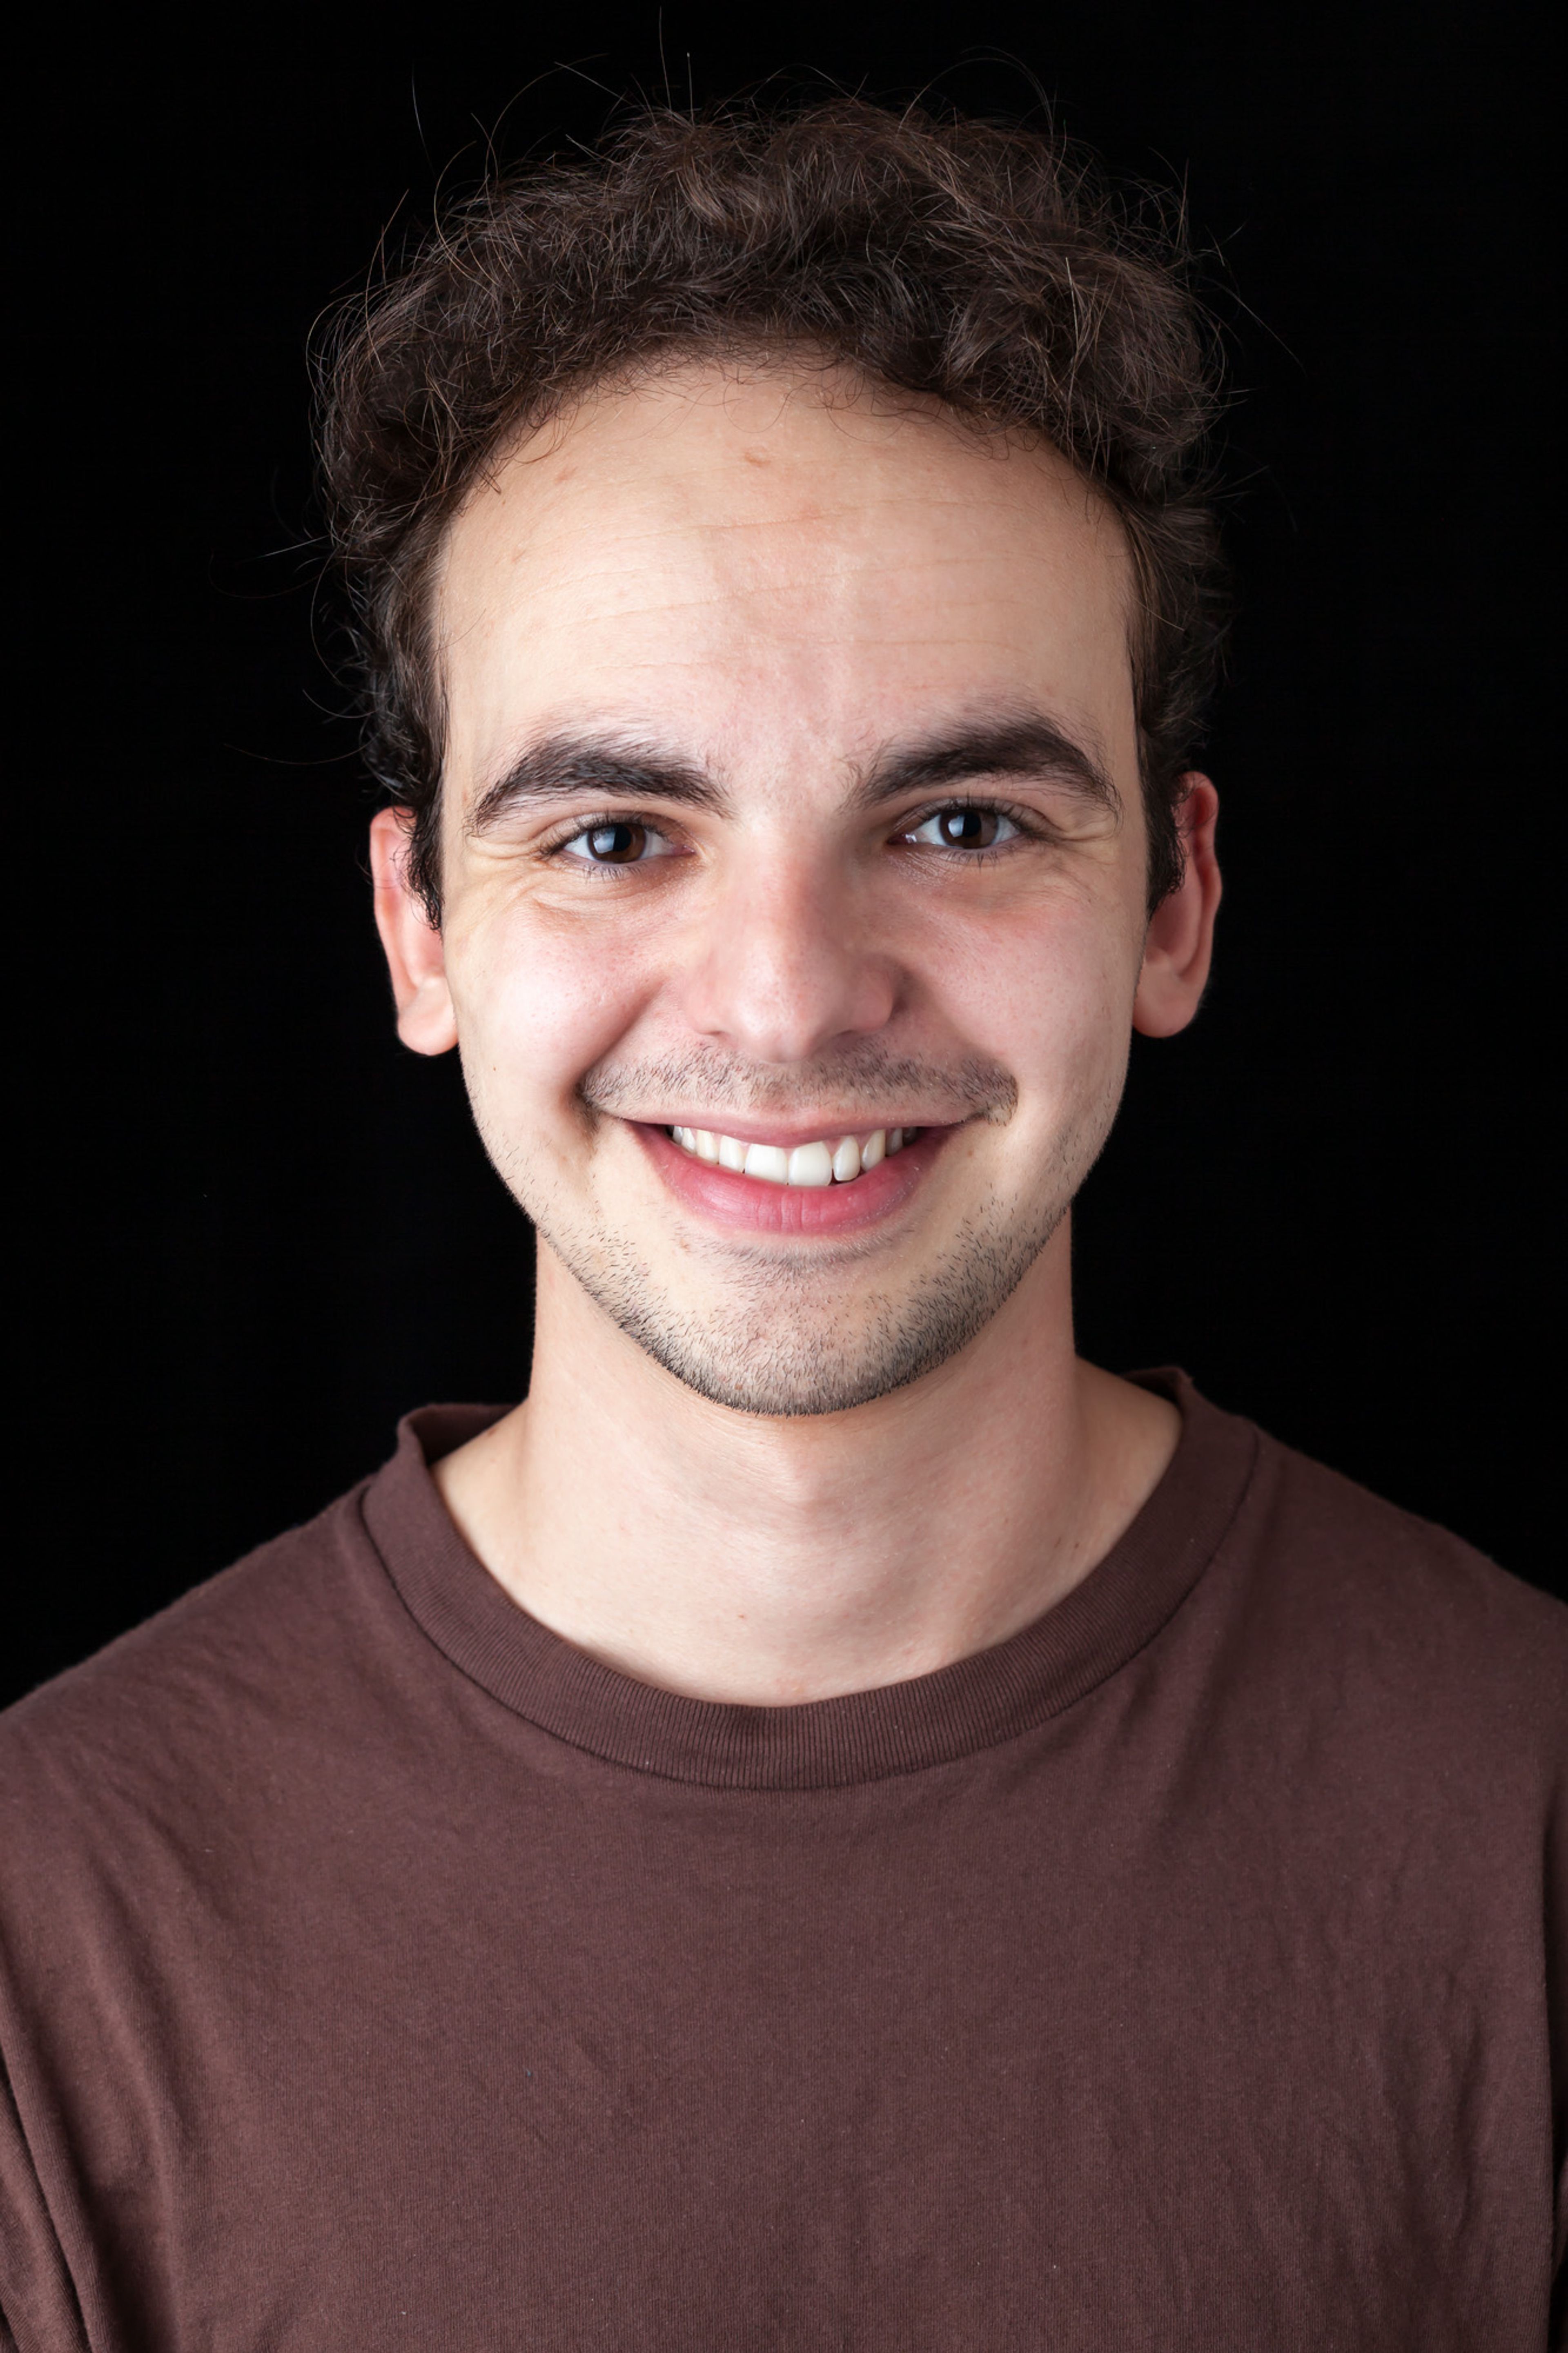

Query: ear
[370,808,458,1055]
[1132,776,1222,1038]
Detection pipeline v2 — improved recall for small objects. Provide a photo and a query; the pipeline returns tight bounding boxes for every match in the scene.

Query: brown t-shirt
[1,1376,1564,2351]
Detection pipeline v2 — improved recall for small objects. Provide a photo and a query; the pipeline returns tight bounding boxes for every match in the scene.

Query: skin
[372,361,1221,1705]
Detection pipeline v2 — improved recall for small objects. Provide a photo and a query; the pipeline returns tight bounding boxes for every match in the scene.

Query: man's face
[394,364,1186,1415]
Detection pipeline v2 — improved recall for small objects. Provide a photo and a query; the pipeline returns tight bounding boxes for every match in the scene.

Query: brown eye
[905,806,1018,851]
[583,821,648,863]
[937,808,998,848]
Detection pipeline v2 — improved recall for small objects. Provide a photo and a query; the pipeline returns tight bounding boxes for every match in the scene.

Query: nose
[676,848,898,1066]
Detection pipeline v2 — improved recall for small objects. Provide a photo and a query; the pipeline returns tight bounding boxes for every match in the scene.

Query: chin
[551,1195,1067,1418]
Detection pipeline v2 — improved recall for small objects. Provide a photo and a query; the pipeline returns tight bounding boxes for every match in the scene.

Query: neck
[433,1215,1178,1705]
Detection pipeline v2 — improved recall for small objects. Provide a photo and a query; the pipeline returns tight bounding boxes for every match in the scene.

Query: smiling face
[374,361,1215,1416]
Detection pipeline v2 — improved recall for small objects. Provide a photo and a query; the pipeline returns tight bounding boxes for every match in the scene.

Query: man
[1,102,1562,2352]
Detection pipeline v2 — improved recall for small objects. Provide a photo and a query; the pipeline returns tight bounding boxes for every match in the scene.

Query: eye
[557,819,675,866]
[901,805,1021,852]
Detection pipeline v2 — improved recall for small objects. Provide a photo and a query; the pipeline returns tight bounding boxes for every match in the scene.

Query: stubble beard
[473,1046,1120,1418]
[519,1146,1097,1420]
[555,1184,1068,1415]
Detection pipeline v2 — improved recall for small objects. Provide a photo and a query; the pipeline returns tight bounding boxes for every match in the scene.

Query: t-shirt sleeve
[0,2060,89,2353]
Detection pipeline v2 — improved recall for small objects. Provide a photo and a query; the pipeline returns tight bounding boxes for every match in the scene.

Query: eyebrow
[468,735,727,836]
[467,707,1120,836]
[849,711,1122,819]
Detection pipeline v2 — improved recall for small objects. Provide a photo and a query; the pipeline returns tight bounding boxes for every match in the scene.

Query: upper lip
[633,1115,945,1147]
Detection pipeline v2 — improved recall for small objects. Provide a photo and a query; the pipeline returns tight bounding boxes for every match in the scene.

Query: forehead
[434,362,1138,793]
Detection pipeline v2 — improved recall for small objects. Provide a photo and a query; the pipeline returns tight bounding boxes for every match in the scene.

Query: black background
[13,0,1559,1708]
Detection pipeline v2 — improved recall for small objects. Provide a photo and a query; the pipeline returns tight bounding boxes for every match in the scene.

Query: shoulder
[0,1479,383,1840]
[1216,1408,1568,1770]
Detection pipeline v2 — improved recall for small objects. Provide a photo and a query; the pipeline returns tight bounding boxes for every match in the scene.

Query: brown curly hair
[318,99,1226,920]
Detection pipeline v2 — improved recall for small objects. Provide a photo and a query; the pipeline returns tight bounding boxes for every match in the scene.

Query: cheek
[443,901,655,1126]
[930,898,1142,1100]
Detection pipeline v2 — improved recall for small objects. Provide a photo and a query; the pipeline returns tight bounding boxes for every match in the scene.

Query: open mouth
[667,1125,920,1188]
[639,1117,947,1235]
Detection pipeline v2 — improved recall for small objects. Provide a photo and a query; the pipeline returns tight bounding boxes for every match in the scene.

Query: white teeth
[669,1123,918,1186]
[788,1141,834,1187]
[744,1143,791,1184]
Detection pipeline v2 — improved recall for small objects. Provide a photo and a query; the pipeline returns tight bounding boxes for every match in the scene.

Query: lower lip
[634,1123,952,1235]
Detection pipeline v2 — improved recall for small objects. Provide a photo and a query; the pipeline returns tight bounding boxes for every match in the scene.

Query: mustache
[579,1045,1018,1125]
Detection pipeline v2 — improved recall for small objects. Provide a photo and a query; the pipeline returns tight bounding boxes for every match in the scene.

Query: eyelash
[896,795,1047,853]
[535,796,1050,872]
[538,813,684,872]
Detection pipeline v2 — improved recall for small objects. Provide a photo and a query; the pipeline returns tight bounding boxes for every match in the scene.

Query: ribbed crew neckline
[361,1371,1258,1791]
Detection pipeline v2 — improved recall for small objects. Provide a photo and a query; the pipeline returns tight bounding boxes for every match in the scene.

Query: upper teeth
[668,1126,913,1184]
